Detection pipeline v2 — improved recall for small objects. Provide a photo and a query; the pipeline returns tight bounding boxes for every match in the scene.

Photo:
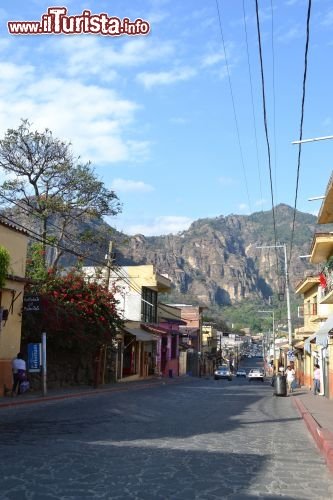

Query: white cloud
[285,0,300,6]
[169,117,188,125]
[201,52,225,68]
[277,26,302,43]
[238,204,249,213]
[322,117,332,128]
[0,68,145,164]
[255,199,267,207]
[218,176,235,186]
[321,9,333,27]
[53,37,175,79]
[111,179,154,193]
[146,10,169,23]
[125,216,193,236]
[137,67,197,89]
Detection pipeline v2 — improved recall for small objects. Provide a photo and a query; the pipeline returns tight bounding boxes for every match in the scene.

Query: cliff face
[116,204,319,306]
[4,202,320,307]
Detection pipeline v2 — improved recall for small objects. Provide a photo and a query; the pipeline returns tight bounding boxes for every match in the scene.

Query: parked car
[236,368,247,378]
[214,366,232,381]
[248,368,264,382]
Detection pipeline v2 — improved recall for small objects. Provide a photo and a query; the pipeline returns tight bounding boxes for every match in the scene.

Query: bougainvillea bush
[24,268,123,348]
[22,269,123,386]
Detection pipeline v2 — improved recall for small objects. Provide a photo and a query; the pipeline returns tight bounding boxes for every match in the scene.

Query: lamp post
[257,244,292,348]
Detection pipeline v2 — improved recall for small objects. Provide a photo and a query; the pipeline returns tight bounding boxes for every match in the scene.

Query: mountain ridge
[115,203,320,306]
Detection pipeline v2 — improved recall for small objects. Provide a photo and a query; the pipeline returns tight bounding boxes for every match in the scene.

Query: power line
[270,0,278,204]
[0,193,75,247]
[254,0,280,281]
[288,0,312,267]
[242,0,263,212]
[215,0,252,213]
[1,210,187,322]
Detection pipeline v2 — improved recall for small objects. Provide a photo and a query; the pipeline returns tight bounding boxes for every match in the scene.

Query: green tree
[0,120,121,271]
[0,246,10,288]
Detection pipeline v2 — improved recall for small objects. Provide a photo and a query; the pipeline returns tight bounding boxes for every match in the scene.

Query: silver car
[214,366,232,381]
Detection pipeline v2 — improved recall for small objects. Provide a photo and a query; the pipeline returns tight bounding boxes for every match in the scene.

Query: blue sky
[2,0,333,235]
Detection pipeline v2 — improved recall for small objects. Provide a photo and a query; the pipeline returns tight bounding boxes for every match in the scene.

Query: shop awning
[293,341,304,349]
[304,332,317,354]
[313,314,333,348]
[124,327,158,342]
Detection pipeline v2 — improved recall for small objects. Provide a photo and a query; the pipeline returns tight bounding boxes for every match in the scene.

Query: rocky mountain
[3,203,324,308]
[115,204,322,306]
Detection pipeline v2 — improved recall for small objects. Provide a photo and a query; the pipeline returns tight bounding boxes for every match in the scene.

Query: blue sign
[28,343,41,372]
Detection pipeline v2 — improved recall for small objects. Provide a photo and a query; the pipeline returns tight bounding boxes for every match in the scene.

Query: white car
[236,369,247,378]
[248,369,264,382]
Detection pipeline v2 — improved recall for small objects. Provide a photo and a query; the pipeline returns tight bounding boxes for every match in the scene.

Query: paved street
[1,372,333,500]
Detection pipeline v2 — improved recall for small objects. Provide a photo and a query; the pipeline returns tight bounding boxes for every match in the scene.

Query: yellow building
[0,220,29,396]
[294,274,330,389]
[307,232,333,397]
[294,172,333,398]
[83,264,172,381]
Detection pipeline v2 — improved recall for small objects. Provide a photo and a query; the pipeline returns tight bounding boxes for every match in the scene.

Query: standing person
[313,364,321,395]
[285,365,296,394]
[11,352,26,396]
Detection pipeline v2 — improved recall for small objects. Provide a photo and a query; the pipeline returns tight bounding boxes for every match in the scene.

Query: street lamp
[257,244,292,348]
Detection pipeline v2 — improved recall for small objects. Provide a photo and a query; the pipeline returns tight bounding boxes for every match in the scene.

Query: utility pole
[41,331,47,397]
[105,241,113,289]
[283,243,292,348]
[257,244,292,348]
[258,310,275,370]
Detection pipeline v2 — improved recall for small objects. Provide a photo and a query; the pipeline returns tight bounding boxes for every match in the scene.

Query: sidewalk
[0,375,189,410]
[292,386,333,474]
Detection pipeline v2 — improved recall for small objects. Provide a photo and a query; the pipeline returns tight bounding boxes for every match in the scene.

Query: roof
[310,233,333,264]
[123,326,158,342]
[294,275,320,294]
[0,218,29,236]
[318,172,333,224]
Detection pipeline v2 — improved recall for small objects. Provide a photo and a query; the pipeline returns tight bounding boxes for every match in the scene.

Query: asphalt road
[1,364,333,500]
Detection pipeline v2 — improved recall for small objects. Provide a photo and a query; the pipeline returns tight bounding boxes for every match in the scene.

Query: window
[312,296,317,316]
[141,287,157,323]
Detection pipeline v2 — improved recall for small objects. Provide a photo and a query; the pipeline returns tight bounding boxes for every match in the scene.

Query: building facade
[0,220,29,396]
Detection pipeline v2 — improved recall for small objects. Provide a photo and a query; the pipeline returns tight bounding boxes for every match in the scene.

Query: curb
[293,396,333,475]
[0,376,190,410]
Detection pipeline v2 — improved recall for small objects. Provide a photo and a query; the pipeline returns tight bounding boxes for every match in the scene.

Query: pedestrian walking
[285,365,296,394]
[313,364,321,395]
[11,352,27,396]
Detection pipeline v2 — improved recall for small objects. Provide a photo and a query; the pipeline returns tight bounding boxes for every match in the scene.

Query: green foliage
[0,120,121,271]
[0,245,10,288]
[202,297,303,335]
[26,243,48,281]
[22,269,123,351]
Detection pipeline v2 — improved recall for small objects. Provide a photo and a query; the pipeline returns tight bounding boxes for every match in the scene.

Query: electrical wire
[0,211,187,323]
[215,0,252,213]
[288,0,312,267]
[255,0,280,281]
[242,0,263,212]
[270,0,278,206]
